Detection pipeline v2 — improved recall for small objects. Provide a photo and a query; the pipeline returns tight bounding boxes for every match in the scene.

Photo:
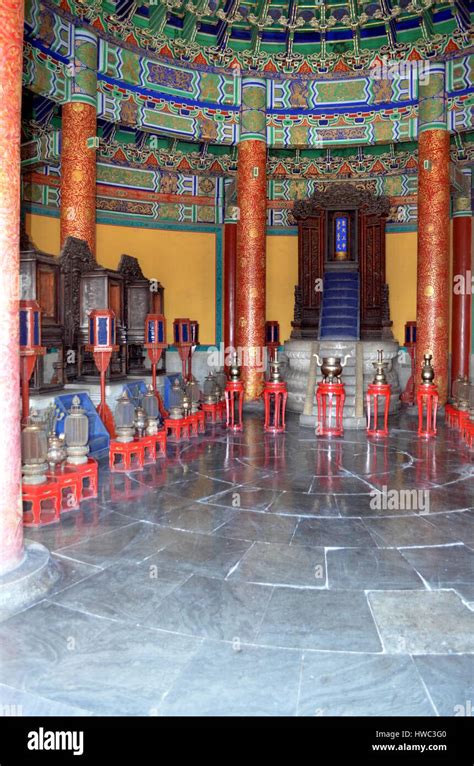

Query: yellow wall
[24,214,217,345]
[386,231,417,344]
[24,212,423,348]
[266,235,298,342]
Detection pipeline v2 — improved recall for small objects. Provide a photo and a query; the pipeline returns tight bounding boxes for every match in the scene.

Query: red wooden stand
[46,467,81,512]
[109,440,145,471]
[417,384,439,437]
[316,382,345,437]
[445,403,460,428]
[366,383,391,437]
[263,380,288,433]
[225,380,244,431]
[23,480,61,527]
[188,410,205,435]
[149,430,167,457]
[164,417,190,440]
[202,402,222,424]
[73,458,98,499]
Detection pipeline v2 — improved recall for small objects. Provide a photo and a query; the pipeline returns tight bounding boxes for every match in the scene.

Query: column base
[0,543,59,621]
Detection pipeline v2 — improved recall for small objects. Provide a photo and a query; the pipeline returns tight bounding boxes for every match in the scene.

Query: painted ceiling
[48,0,472,72]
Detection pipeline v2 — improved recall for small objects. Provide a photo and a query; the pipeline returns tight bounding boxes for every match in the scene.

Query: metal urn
[269,359,283,384]
[371,349,389,385]
[134,405,147,437]
[420,354,435,386]
[185,376,201,413]
[203,371,219,404]
[169,378,185,419]
[64,395,90,465]
[114,391,135,443]
[142,385,161,435]
[21,411,48,485]
[229,353,241,382]
[314,353,350,383]
[43,403,67,471]
[182,393,191,419]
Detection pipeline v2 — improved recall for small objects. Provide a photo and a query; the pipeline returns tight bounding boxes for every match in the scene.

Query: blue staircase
[319,271,360,340]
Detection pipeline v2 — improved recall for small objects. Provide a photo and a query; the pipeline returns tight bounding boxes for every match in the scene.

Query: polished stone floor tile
[257,588,382,652]
[298,653,435,716]
[147,532,252,577]
[150,503,235,534]
[56,522,183,567]
[368,591,474,654]
[48,554,103,597]
[399,544,474,588]
[149,574,273,640]
[24,509,133,553]
[272,491,340,517]
[327,548,424,590]
[363,516,458,548]
[424,510,474,542]
[227,541,326,587]
[413,655,474,716]
[204,486,282,511]
[293,517,376,548]
[160,640,301,716]
[50,561,189,624]
[215,510,298,543]
[110,490,197,522]
[0,602,202,715]
[0,683,92,716]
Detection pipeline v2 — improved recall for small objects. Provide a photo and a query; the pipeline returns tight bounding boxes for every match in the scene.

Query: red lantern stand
[188,320,199,380]
[400,321,416,405]
[366,383,391,437]
[19,301,45,423]
[225,380,244,431]
[164,416,191,441]
[144,313,168,418]
[173,318,192,382]
[265,320,280,364]
[86,309,118,437]
[417,385,439,437]
[263,380,288,433]
[316,382,345,437]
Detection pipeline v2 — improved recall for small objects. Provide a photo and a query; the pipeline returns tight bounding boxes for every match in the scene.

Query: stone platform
[283,339,403,430]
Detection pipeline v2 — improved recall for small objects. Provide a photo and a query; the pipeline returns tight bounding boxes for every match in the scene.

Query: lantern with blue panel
[20,300,45,422]
[85,309,118,437]
[144,314,168,417]
[173,318,192,382]
[335,214,349,261]
[265,320,280,363]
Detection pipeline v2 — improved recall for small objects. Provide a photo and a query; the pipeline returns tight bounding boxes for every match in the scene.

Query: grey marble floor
[2,412,474,716]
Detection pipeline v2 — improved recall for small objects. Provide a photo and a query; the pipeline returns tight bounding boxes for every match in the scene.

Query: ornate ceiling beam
[181,0,213,43]
[216,0,243,49]
[248,0,272,55]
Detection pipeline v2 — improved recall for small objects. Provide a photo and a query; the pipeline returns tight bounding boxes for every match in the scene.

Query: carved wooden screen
[294,213,324,337]
[359,214,386,339]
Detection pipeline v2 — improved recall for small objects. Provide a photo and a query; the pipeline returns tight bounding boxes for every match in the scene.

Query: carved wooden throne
[291,183,393,341]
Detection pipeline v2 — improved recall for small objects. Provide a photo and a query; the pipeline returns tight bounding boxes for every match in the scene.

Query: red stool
[149,430,167,457]
[263,380,288,433]
[201,402,222,424]
[164,417,190,440]
[366,383,391,437]
[46,467,82,512]
[23,480,61,527]
[109,441,145,472]
[195,410,205,433]
[417,384,439,437]
[225,380,244,431]
[140,436,158,464]
[445,403,460,428]
[72,458,98,499]
[463,419,474,448]
[186,414,199,438]
[316,382,345,437]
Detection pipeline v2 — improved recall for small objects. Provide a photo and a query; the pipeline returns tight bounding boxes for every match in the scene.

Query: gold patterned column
[60,28,97,254]
[0,0,24,574]
[416,63,450,405]
[235,77,267,400]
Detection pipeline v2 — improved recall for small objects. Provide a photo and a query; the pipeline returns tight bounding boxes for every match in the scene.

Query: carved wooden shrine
[20,225,64,392]
[291,183,393,340]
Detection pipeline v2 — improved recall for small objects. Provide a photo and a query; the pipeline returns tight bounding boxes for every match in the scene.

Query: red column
[0,0,25,574]
[60,103,97,254]
[451,182,472,386]
[235,140,267,400]
[416,130,451,405]
[224,213,237,365]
